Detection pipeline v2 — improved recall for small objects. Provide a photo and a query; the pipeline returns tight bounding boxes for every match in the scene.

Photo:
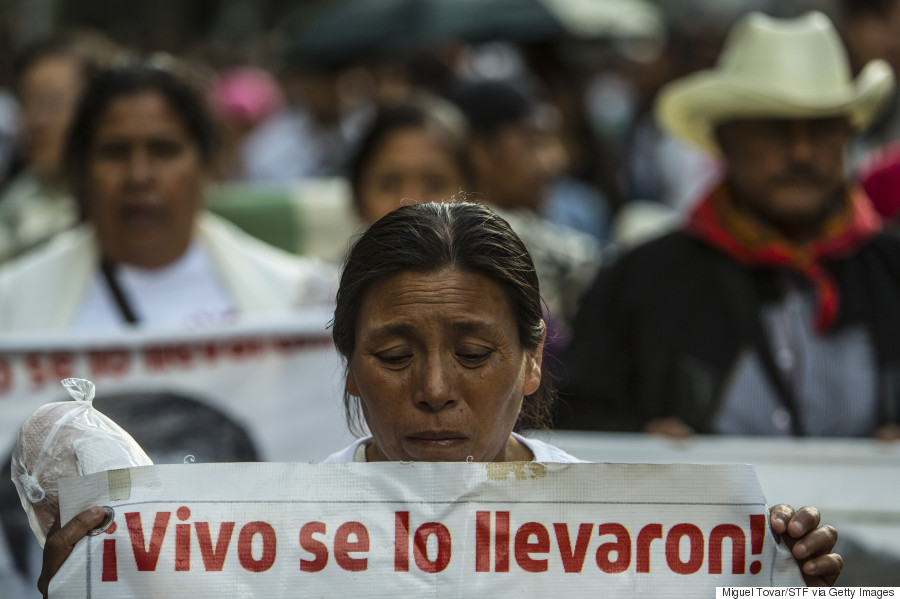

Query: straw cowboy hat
[655,11,896,155]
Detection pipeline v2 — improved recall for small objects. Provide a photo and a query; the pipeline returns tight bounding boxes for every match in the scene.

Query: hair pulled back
[332,201,552,433]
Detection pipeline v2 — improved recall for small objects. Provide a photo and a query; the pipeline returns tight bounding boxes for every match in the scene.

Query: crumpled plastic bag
[10,378,153,546]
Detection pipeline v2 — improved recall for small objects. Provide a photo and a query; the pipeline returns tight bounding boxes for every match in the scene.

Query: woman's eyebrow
[366,320,500,340]
[449,320,504,336]
[365,323,416,341]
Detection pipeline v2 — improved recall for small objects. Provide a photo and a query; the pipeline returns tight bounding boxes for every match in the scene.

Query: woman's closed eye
[456,348,493,367]
[374,351,412,367]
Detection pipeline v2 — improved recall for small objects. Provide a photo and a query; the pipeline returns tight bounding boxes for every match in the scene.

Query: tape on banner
[107,469,131,501]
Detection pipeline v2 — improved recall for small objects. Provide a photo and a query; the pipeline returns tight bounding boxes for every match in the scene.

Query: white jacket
[0,212,337,333]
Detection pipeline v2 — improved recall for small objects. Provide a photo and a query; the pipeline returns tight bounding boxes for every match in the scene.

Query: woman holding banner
[39,202,842,592]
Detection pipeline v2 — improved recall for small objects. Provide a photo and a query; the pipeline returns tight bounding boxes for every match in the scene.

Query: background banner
[0,312,359,598]
[52,462,804,597]
[0,309,357,464]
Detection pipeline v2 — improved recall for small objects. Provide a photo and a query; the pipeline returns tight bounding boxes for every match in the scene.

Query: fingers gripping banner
[53,462,804,597]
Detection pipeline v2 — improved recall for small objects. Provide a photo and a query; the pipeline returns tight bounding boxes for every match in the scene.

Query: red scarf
[685,183,882,332]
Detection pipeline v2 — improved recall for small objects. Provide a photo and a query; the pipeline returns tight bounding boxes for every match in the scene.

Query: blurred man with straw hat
[559,11,900,440]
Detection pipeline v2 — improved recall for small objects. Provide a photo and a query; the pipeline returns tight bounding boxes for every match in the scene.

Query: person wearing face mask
[0,55,336,332]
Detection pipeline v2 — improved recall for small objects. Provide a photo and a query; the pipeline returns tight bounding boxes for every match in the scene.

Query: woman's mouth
[118,204,164,229]
[406,431,467,448]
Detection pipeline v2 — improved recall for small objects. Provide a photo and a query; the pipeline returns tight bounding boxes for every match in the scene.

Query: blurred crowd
[1,0,899,428]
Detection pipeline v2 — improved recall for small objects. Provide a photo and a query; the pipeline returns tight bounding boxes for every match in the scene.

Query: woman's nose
[414,358,457,412]
[126,150,153,184]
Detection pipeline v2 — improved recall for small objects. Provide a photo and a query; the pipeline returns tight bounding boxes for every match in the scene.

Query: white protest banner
[0,309,357,464]
[52,462,804,597]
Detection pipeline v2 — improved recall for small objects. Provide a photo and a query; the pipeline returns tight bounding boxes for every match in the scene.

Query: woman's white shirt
[70,241,236,330]
[322,432,585,463]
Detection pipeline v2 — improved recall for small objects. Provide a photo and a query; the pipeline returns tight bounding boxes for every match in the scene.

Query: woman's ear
[345,367,360,398]
[523,324,546,396]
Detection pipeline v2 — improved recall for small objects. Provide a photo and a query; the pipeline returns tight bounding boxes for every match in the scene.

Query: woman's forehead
[357,268,516,329]
[364,268,503,308]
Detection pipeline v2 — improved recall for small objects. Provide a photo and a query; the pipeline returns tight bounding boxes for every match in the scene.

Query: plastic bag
[10,378,153,546]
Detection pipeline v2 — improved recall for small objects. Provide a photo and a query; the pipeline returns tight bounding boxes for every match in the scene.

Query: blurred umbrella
[428,0,663,44]
[284,0,425,67]
[539,0,664,39]
[284,0,663,66]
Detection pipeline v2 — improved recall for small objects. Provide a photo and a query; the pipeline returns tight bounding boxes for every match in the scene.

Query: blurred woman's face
[346,268,543,462]
[357,126,464,224]
[86,90,207,268]
[19,55,84,177]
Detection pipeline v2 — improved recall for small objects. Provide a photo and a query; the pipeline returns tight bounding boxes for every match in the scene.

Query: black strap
[100,260,139,325]
[714,260,804,435]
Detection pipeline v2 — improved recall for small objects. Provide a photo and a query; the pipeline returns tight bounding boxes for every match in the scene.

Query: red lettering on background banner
[143,345,193,372]
[226,339,264,360]
[138,336,327,372]
[201,341,220,362]
[88,348,131,379]
[25,352,75,390]
[24,355,40,389]
[272,336,332,353]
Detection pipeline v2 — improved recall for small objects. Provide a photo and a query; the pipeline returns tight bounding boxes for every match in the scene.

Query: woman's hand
[38,506,107,598]
[642,417,695,438]
[875,423,900,440]
[769,504,842,587]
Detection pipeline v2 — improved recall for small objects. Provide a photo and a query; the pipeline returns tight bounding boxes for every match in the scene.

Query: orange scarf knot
[685,183,881,333]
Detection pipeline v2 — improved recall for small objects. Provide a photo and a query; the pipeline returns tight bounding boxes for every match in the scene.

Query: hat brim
[655,59,896,155]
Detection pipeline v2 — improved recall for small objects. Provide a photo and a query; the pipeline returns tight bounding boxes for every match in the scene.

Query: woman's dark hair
[449,80,534,140]
[349,93,472,213]
[12,29,117,92]
[64,54,216,211]
[332,201,553,434]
